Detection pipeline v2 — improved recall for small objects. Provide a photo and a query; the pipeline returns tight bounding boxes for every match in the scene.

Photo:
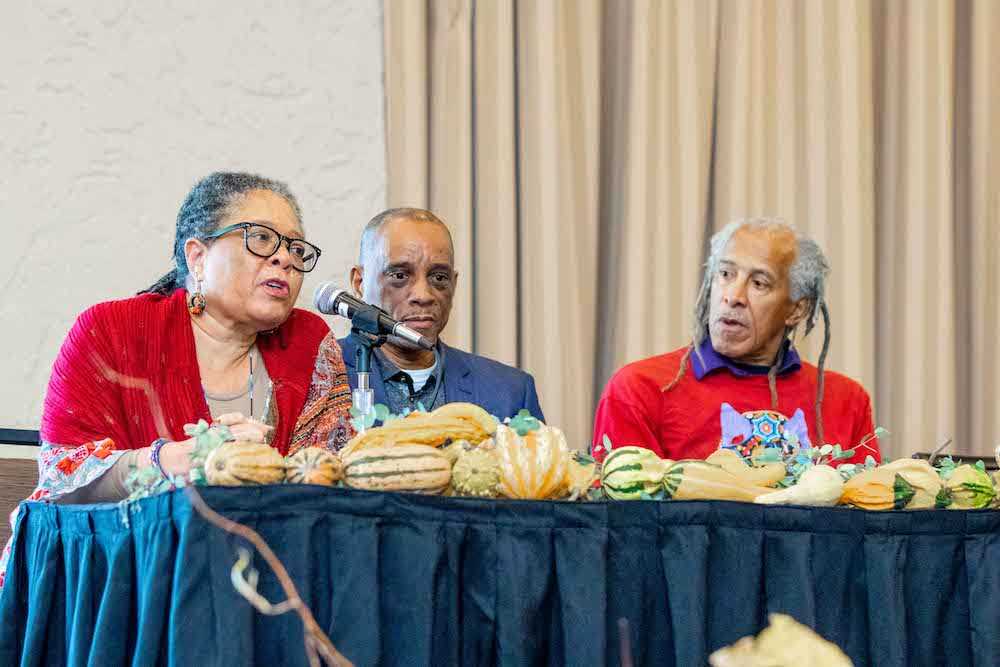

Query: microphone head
[313,281,344,314]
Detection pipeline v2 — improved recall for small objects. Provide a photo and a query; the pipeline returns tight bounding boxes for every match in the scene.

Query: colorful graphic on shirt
[718,402,812,457]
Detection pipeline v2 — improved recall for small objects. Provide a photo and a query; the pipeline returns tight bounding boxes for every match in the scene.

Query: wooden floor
[0,459,38,546]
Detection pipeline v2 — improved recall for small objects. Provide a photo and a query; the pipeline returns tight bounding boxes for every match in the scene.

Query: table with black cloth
[0,486,997,666]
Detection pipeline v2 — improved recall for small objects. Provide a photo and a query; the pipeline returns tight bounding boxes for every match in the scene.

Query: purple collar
[690,336,801,380]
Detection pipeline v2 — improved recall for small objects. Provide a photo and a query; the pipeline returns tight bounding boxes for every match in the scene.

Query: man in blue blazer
[338,208,544,422]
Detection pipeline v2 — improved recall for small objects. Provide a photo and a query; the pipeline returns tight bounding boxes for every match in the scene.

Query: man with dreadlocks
[591,218,880,465]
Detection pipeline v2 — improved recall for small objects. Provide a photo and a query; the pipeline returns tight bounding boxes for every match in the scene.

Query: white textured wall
[0,1,386,430]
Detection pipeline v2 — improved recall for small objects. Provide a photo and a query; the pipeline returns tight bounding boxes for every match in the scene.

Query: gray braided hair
[664,217,833,443]
[143,172,302,294]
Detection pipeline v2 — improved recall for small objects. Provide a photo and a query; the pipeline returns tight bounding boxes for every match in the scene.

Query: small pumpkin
[452,448,502,497]
[495,424,571,500]
[204,440,286,486]
[441,439,474,465]
[285,447,343,486]
[344,444,451,494]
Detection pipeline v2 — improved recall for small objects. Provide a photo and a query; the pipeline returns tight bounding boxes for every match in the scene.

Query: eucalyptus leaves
[125,420,233,501]
[349,404,542,436]
[752,427,888,487]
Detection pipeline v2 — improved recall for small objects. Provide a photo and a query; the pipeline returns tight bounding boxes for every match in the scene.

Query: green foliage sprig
[506,409,542,436]
[124,420,233,501]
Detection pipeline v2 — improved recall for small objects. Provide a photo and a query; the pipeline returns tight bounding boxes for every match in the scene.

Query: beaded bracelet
[150,438,170,481]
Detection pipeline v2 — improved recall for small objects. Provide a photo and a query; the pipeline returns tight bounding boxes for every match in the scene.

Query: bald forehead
[375,216,455,262]
[726,225,798,277]
[385,216,452,249]
[361,214,455,270]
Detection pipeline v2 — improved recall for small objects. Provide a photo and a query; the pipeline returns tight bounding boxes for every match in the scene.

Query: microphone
[313,282,434,350]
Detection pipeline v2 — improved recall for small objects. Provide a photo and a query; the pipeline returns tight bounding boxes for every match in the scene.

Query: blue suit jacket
[337,335,545,423]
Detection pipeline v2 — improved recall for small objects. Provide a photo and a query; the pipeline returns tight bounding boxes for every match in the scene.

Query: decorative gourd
[705,448,787,488]
[430,402,498,435]
[662,460,774,502]
[451,448,502,497]
[755,465,843,506]
[939,464,995,509]
[204,440,286,486]
[878,458,941,509]
[711,613,853,667]
[601,447,666,500]
[342,402,497,455]
[441,439,474,465]
[839,468,914,510]
[494,424,571,500]
[285,447,343,486]
[343,444,451,494]
[565,453,599,501]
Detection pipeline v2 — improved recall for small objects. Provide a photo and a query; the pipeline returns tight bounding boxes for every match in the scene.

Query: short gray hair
[357,207,453,302]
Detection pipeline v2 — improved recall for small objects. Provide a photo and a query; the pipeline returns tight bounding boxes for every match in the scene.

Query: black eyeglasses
[206,222,322,272]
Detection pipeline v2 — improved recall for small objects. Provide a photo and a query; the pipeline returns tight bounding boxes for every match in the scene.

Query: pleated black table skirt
[0,485,997,666]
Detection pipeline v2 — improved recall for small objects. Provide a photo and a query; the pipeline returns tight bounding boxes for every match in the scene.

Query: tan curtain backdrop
[383,0,1000,460]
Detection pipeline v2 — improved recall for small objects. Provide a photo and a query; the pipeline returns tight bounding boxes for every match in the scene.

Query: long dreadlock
[662,218,832,444]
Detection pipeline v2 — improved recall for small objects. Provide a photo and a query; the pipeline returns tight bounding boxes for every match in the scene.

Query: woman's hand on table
[214,412,274,444]
[137,414,272,479]
[158,439,196,476]
[138,439,195,477]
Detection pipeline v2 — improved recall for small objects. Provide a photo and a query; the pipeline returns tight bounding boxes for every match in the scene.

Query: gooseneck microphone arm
[313,283,402,433]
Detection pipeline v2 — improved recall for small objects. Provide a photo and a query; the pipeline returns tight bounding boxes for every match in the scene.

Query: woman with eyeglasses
[15,172,353,510]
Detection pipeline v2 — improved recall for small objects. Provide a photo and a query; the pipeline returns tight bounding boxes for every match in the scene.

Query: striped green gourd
[938,464,996,509]
[601,446,666,500]
[344,443,451,494]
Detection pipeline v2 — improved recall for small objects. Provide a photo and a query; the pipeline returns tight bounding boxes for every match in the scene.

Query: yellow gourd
[204,441,286,486]
[840,467,915,510]
[877,458,941,509]
[341,402,496,455]
[705,448,787,488]
[663,460,775,502]
[565,455,599,501]
[494,424,571,500]
[343,444,452,494]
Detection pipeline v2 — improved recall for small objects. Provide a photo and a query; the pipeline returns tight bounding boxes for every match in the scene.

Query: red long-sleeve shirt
[591,346,880,464]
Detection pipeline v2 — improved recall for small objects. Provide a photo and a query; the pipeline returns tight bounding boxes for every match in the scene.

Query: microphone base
[352,385,375,434]
[351,328,388,433]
